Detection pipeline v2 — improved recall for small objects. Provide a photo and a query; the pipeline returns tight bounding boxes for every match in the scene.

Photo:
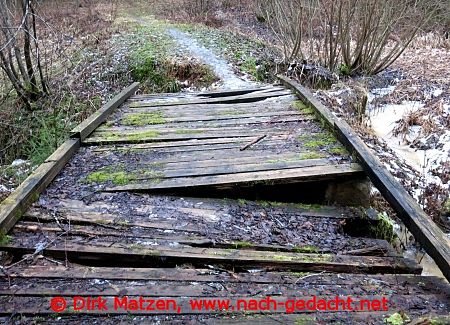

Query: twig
[240,134,267,151]
[294,271,326,284]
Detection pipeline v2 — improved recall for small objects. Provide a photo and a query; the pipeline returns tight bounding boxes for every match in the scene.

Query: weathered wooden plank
[0,243,421,273]
[106,164,365,192]
[142,153,330,171]
[89,137,251,151]
[115,110,306,125]
[128,90,292,108]
[102,114,312,130]
[278,75,450,283]
[97,158,330,181]
[0,139,80,236]
[23,208,212,234]
[85,129,291,145]
[125,102,296,115]
[4,266,447,288]
[71,82,140,140]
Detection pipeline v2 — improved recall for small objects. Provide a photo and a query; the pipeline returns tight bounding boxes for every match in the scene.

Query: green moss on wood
[233,241,254,249]
[292,100,315,115]
[122,112,166,126]
[292,245,319,253]
[86,171,132,185]
[85,168,164,186]
[298,132,338,149]
[101,130,161,142]
[266,152,326,164]
[329,146,348,155]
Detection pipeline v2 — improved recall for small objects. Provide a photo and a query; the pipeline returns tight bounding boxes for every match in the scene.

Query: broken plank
[128,90,292,108]
[0,139,80,235]
[123,158,332,180]
[71,82,140,140]
[0,243,422,274]
[106,164,365,192]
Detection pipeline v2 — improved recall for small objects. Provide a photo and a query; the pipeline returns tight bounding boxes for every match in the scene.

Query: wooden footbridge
[0,78,449,324]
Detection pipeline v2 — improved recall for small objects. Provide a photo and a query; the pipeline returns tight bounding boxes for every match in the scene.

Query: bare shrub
[259,0,435,75]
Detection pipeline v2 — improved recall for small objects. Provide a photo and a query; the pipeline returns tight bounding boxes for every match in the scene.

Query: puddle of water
[168,28,255,90]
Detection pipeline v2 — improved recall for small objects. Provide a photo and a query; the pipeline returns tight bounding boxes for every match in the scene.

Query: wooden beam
[0,139,80,235]
[71,82,140,140]
[279,75,450,282]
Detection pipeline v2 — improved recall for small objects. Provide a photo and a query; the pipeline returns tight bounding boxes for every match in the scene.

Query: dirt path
[167,28,255,89]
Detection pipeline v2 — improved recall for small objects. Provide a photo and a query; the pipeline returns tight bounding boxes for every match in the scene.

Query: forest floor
[0,1,448,275]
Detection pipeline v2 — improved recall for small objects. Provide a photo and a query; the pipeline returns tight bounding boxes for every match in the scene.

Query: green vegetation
[299,152,326,160]
[233,241,254,249]
[329,146,348,155]
[103,130,161,142]
[175,24,276,82]
[292,245,319,253]
[298,132,338,149]
[266,152,326,164]
[371,212,397,244]
[385,312,409,325]
[0,233,12,245]
[86,171,132,185]
[292,100,315,115]
[85,166,164,186]
[121,112,166,126]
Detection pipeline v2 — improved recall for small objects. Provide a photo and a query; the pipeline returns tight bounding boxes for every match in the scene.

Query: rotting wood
[278,75,450,282]
[71,82,140,140]
[0,243,422,274]
[0,139,80,235]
